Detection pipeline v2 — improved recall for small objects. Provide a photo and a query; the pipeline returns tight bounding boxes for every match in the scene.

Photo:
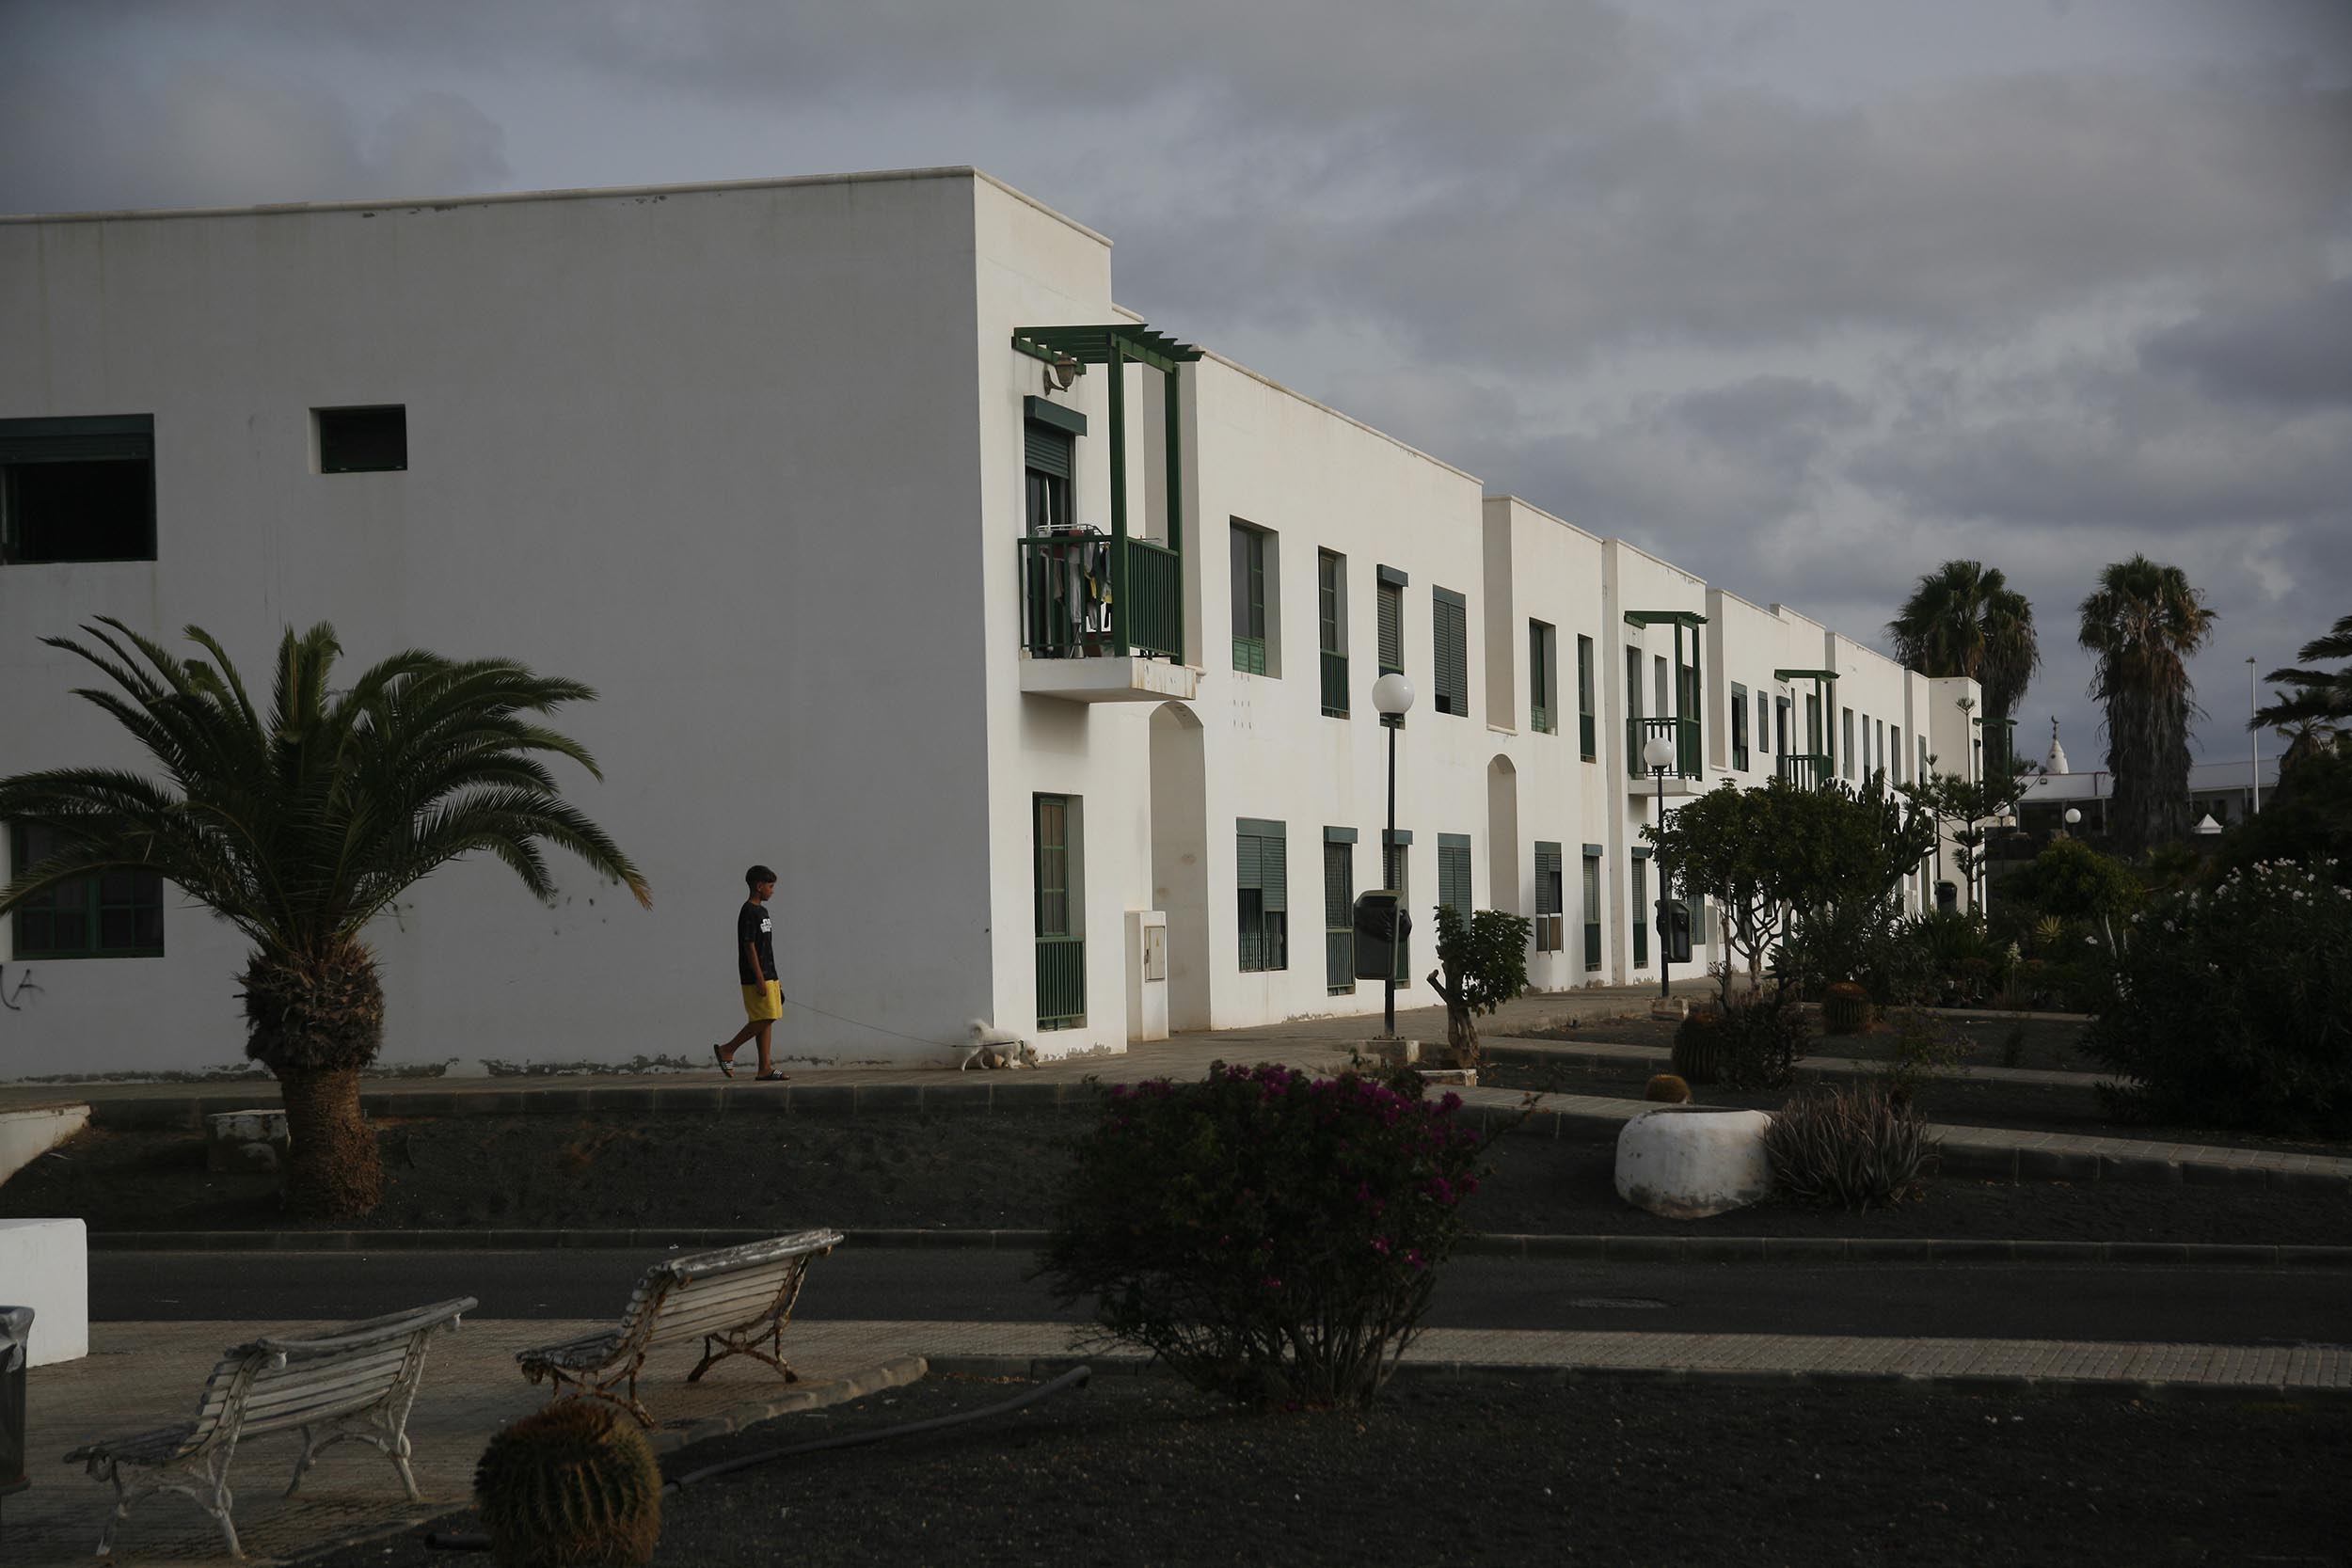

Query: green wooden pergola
[1774,667,1840,782]
[1625,610,1708,777]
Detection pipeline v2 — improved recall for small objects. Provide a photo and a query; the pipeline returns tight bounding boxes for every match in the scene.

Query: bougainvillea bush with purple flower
[1037,1062,1488,1407]
[2086,861,2352,1136]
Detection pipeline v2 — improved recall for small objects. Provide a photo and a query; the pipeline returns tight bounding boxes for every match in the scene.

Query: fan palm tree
[1886,560,2041,770]
[2077,557,2218,853]
[0,620,651,1217]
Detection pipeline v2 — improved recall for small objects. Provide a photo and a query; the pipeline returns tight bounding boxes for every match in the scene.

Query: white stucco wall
[0,170,1006,1076]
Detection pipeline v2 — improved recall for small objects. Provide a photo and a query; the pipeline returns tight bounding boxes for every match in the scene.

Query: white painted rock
[206,1108,290,1174]
[1613,1106,1772,1220]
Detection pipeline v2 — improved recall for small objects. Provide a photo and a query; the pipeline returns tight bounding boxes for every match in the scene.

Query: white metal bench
[64,1295,474,1560]
[517,1230,841,1426]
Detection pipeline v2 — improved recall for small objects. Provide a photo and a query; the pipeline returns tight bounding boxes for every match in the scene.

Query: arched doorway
[1149,703,1212,1031]
[1486,755,1519,914]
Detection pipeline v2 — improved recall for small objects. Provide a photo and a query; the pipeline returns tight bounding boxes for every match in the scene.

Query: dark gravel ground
[1477,1055,2352,1157]
[10,1112,2350,1245]
[310,1370,2352,1568]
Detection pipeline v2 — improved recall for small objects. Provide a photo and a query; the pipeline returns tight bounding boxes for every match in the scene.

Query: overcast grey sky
[6,1,2347,768]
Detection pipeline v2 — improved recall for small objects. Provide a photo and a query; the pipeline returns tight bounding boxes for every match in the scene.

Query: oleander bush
[1038,1062,1488,1407]
[1766,1085,1935,1211]
[2086,861,2352,1136]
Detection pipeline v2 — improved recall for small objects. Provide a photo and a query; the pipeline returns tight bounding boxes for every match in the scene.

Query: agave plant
[0,620,650,1217]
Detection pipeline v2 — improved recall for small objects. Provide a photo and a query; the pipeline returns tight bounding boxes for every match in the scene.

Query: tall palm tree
[2077,557,2218,853]
[0,620,650,1217]
[2253,612,2352,735]
[1886,560,2042,770]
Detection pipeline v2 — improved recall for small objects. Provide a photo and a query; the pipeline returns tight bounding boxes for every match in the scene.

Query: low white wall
[0,1216,88,1366]
[0,1103,88,1186]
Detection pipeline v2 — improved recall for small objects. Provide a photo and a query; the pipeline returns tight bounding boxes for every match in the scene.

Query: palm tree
[1886,560,2042,770]
[2253,612,2352,735]
[2077,557,2218,853]
[0,621,651,1217]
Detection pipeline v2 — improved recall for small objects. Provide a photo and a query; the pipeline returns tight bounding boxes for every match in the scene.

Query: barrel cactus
[1669,1009,1724,1085]
[475,1400,662,1568]
[1821,981,1872,1037]
[1645,1072,1692,1104]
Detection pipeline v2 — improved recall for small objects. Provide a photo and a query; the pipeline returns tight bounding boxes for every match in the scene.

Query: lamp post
[2062,806,2082,839]
[2249,656,2261,816]
[1373,672,1416,1038]
[1643,733,1676,998]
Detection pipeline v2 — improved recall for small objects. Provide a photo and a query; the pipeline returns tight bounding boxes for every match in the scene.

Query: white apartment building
[0,166,1978,1078]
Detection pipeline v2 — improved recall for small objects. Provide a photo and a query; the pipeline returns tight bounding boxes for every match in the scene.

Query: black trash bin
[1934,880,1959,913]
[0,1306,31,1528]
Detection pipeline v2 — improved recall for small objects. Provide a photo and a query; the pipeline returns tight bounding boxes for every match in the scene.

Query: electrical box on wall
[1126,910,1168,1042]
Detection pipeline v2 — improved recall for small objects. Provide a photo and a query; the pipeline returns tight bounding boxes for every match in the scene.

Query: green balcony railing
[1320,650,1348,717]
[1579,712,1597,761]
[1777,752,1833,789]
[1035,936,1086,1030]
[1582,920,1602,970]
[1019,530,1183,661]
[1627,716,1702,779]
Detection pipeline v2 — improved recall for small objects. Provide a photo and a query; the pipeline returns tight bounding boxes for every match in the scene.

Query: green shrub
[1875,1006,1975,1105]
[474,1400,661,1568]
[1766,1085,1935,1211]
[1038,1063,1487,1407]
[1716,984,1810,1090]
[2086,862,2352,1135]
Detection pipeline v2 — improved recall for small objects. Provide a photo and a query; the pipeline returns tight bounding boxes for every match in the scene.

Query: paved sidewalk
[1486,1032,2112,1089]
[17,1314,2348,1565]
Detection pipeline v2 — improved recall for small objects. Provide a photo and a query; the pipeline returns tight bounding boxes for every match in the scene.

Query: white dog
[959,1018,1032,1071]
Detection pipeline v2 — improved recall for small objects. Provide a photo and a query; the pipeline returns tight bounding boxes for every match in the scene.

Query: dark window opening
[0,415,156,564]
[8,822,164,958]
[316,405,407,473]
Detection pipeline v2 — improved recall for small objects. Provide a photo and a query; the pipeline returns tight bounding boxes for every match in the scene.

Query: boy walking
[713,864,787,1081]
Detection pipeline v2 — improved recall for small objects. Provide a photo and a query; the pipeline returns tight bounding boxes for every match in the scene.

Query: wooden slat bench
[63,1295,475,1560]
[517,1229,841,1426]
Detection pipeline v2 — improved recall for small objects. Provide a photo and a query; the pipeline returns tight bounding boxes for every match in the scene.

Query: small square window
[316,405,407,473]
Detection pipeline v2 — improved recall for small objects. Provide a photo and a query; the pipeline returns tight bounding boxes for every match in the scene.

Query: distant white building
[0,167,1980,1077]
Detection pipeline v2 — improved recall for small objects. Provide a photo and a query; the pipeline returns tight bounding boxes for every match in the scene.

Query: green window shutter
[1438,833,1470,916]
[1384,840,1410,983]
[1581,854,1603,970]
[1324,837,1355,993]
[1261,831,1287,913]
[1024,422,1073,481]
[1376,579,1403,675]
[1433,590,1467,716]
[1232,525,1268,673]
[1237,819,1287,973]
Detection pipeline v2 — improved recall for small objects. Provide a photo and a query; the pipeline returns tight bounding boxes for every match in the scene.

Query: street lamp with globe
[1373,673,1416,1037]
[1643,733,1677,998]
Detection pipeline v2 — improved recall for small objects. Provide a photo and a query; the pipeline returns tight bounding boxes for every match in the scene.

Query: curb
[82,1227,2352,1266]
[917,1352,2352,1406]
[644,1353,929,1455]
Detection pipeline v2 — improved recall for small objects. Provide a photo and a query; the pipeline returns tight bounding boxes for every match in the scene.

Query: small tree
[1640,780,1797,1004]
[1425,905,1530,1068]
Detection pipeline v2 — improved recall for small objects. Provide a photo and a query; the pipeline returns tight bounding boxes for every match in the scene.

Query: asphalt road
[91,1248,2352,1346]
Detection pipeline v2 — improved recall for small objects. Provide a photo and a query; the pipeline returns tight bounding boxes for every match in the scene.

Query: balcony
[1626,716,1703,794]
[1777,752,1834,789]
[1035,936,1086,1030]
[1018,530,1199,703]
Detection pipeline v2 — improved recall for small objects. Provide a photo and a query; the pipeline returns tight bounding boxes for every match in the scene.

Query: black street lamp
[1643,733,1676,998]
[1373,672,1416,1037]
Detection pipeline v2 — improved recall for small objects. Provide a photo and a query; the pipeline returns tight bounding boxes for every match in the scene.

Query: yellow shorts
[741,981,783,1022]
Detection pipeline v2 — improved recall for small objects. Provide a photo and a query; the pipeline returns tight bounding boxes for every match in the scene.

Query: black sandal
[712,1045,734,1079]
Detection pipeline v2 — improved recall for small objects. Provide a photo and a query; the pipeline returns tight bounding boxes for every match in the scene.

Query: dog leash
[780,995,973,1052]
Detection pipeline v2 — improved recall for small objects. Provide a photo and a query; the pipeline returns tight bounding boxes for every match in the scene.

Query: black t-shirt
[737,899,777,986]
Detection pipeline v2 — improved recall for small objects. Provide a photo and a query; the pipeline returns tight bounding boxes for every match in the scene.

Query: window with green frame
[1576,635,1597,760]
[1,415,156,564]
[1318,549,1348,718]
[1231,524,1268,674]
[1730,681,1750,770]
[1581,852,1602,970]
[1534,842,1563,951]
[1529,620,1556,734]
[1323,832,1354,993]
[1033,795,1084,1029]
[1433,588,1468,716]
[7,822,163,958]
[1375,570,1405,677]
[1237,818,1288,972]
[1437,833,1471,919]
